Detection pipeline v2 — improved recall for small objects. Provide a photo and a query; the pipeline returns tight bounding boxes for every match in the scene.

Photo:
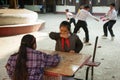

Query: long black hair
[13,34,36,80]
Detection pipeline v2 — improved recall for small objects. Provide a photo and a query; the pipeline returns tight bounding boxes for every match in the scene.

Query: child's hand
[60,33,70,38]
[100,16,105,19]
[69,50,75,53]
[95,19,99,21]
[95,18,99,22]
[67,19,70,22]
[5,63,10,71]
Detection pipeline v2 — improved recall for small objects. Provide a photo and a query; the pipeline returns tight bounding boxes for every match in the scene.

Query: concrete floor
[0,13,120,80]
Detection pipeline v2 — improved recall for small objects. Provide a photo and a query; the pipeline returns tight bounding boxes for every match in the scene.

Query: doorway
[45,0,56,13]
[80,0,89,5]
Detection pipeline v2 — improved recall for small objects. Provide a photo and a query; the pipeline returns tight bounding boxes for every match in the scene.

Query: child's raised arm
[49,32,60,40]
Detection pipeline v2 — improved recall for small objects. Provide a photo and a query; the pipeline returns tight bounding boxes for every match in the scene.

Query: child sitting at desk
[5,34,60,80]
[49,21,83,53]
[49,21,83,79]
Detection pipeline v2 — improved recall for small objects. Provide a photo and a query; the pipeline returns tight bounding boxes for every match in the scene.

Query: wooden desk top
[40,50,91,76]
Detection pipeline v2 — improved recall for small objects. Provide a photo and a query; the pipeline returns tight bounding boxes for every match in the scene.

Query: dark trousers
[103,20,116,37]
[69,18,76,27]
[74,20,89,42]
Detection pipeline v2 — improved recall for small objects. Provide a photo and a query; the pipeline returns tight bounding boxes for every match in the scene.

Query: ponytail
[13,34,36,80]
[13,45,28,80]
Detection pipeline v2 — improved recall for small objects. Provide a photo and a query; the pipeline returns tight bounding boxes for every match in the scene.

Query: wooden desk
[40,50,91,77]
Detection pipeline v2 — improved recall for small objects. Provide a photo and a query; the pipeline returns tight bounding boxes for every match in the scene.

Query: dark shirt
[49,32,83,53]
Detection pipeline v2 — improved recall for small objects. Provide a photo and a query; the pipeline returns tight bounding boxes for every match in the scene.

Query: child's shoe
[111,36,115,41]
[102,35,107,39]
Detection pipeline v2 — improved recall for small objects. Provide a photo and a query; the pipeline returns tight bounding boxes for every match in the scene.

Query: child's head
[21,34,36,49]
[80,5,84,9]
[110,3,115,9]
[59,21,71,34]
[84,5,90,11]
[65,9,69,12]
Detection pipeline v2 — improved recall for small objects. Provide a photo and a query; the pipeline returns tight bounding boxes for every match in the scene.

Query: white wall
[56,5,109,14]
[25,5,40,11]
[25,5,76,13]
[93,6,109,13]
[24,5,109,14]
[56,5,75,13]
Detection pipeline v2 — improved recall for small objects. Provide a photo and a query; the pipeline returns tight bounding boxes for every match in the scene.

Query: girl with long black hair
[5,34,60,80]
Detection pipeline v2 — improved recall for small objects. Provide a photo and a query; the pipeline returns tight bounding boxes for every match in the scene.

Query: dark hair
[84,5,90,9]
[110,3,115,7]
[13,34,36,80]
[65,9,69,12]
[60,21,71,33]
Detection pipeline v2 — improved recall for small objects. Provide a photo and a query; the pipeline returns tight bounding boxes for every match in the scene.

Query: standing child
[65,9,76,29]
[49,21,83,53]
[5,34,60,80]
[102,3,117,41]
[74,5,99,45]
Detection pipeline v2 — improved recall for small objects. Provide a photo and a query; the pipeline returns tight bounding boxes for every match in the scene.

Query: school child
[5,34,60,80]
[102,3,117,41]
[65,9,76,29]
[74,5,99,45]
[49,21,83,53]
[49,21,83,80]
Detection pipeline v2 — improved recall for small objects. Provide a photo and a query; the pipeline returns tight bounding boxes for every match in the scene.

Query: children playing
[5,34,60,80]
[49,21,83,53]
[65,9,76,29]
[102,3,117,41]
[74,5,99,45]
